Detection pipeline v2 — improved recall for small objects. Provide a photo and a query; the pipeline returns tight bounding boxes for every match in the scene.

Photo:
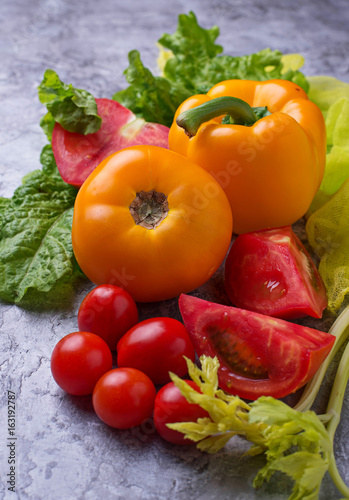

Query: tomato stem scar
[129,189,169,229]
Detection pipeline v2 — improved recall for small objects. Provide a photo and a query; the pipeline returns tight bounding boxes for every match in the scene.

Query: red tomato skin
[225,227,328,319]
[154,381,209,445]
[51,332,112,396]
[78,284,139,351]
[92,368,156,429]
[117,317,195,385]
[52,98,169,187]
[179,294,335,400]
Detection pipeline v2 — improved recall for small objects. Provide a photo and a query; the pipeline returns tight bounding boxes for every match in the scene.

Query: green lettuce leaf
[306,178,349,313]
[305,77,349,311]
[38,69,102,140]
[0,146,82,305]
[308,76,349,117]
[0,198,11,213]
[307,76,349,204]
[113,50,190,127]
[159,12,308,94]
[115,11,309,127]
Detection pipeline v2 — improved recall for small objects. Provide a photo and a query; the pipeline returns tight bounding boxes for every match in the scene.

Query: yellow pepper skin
[169,79,326,234]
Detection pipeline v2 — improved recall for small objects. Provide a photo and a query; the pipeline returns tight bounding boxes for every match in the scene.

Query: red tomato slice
[52,98,169,187]
[225,227,328,319]
[178,294,335,400]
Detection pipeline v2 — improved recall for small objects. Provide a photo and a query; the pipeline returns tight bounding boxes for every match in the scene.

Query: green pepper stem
[176,96,260,137]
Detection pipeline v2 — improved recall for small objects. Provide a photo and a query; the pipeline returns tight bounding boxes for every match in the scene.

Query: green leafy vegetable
[250,399,331,500]
[307,76,349,203]
[38,69,102,140]
[308,76,349,117]
[115,11,309,127]
[113,50,190,127]
[0,70,102,305]
[0,146,82,304]
[306,179,349,313]
[168,338,349,500]
[304,76,349,313]
[159,12,308,93]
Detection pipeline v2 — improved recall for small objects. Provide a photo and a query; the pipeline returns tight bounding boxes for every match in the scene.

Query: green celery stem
[326,340,349,498]
[176,96,258,137]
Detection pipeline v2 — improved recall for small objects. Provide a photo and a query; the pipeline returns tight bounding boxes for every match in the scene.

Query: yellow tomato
[72,145,233,302]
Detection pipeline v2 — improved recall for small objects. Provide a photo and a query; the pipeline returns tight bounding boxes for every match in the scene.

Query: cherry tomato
[51,332,112,396]
[78,284,139,351]
[92,367,156,429]
[154,381,209,445]
[179,294,335,400]
[117,317,195,385]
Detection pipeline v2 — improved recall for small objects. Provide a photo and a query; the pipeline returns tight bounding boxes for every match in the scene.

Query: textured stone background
[1,0,349,499]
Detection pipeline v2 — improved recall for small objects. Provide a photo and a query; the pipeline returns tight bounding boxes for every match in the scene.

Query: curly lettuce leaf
[113,50,190,127]
[169,356,333,500]
[159,12,309,94]
[305,77,349,311]
[306,179,349,313]
[115,12,308,127]
[308,76,349,117]
[0,146,82,304]
[307,76,349,201]
[38,69,102,141]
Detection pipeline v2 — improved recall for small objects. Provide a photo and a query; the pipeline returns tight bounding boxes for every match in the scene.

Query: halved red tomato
[225,227,328,319]
[52,98,169,187]
[178,294,335,400]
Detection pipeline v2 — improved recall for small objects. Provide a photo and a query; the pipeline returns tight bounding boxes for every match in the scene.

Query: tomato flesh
[52,98,169,187]
[225,227,328,319]
[117,317,195,385]
[154,381,209,445]
[178,294,335,400]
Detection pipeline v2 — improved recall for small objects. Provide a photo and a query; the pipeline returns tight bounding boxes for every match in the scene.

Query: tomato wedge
[52,98,169,187]
[225,227,328,319]
[178,294,335,400]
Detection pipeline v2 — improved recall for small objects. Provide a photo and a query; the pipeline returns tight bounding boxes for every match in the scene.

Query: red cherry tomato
[117,317,195,385]
[51,332,112,396]
[154,381,209,445]
[78,284,139,351]
[92,367,156,429]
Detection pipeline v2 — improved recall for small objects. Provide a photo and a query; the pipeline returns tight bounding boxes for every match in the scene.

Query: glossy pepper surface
[169,79,326,234]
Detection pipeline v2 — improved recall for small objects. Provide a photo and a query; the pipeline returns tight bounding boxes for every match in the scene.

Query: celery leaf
[169,356,333,500]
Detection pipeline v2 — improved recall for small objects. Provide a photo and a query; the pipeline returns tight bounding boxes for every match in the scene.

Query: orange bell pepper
[169,79,326,234]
